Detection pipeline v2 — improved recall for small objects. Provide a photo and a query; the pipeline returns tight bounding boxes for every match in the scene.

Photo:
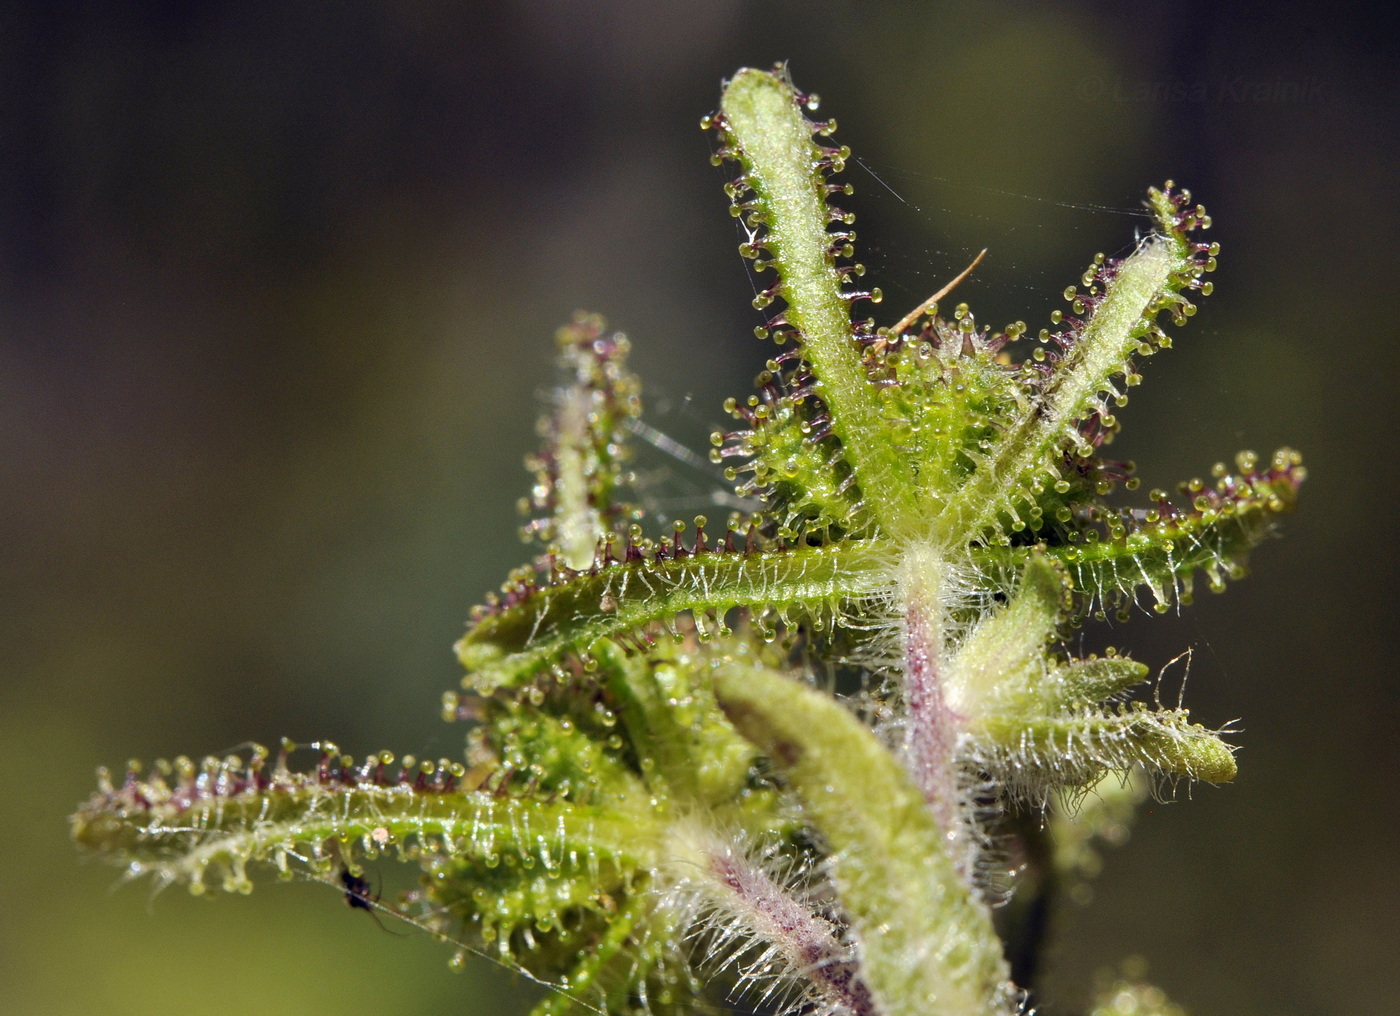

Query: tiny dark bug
[340,867,376,910]
[339,867,404,935]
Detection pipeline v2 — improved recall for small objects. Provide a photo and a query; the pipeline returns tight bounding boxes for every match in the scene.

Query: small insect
[339,867,375,909]
[339,867,405,936]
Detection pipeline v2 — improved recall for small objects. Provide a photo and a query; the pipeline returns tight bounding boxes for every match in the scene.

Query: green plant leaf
[714,663,1017,1016]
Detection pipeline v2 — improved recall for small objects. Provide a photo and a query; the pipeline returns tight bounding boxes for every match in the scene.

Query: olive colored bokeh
[3,4,1394,1015]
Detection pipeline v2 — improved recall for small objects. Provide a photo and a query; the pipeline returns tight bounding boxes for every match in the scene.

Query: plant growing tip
[74,63,1301,1016]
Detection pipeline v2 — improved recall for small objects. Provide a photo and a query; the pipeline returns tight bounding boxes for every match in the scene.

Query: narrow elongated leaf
[458,539,889,693]
[713,664,1016,1016]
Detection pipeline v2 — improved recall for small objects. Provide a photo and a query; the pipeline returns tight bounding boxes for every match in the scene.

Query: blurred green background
[2,3,1395,1014]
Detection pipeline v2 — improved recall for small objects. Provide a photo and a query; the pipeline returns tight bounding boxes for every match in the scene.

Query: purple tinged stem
[706,848,876,1016]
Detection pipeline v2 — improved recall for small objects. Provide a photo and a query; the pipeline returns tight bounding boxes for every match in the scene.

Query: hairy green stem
[897,543,964,856]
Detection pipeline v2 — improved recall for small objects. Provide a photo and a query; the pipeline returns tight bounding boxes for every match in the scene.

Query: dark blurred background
[2,3,1395,1014]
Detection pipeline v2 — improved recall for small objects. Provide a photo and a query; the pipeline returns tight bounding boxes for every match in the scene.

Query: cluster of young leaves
[72,67,1302,1016]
